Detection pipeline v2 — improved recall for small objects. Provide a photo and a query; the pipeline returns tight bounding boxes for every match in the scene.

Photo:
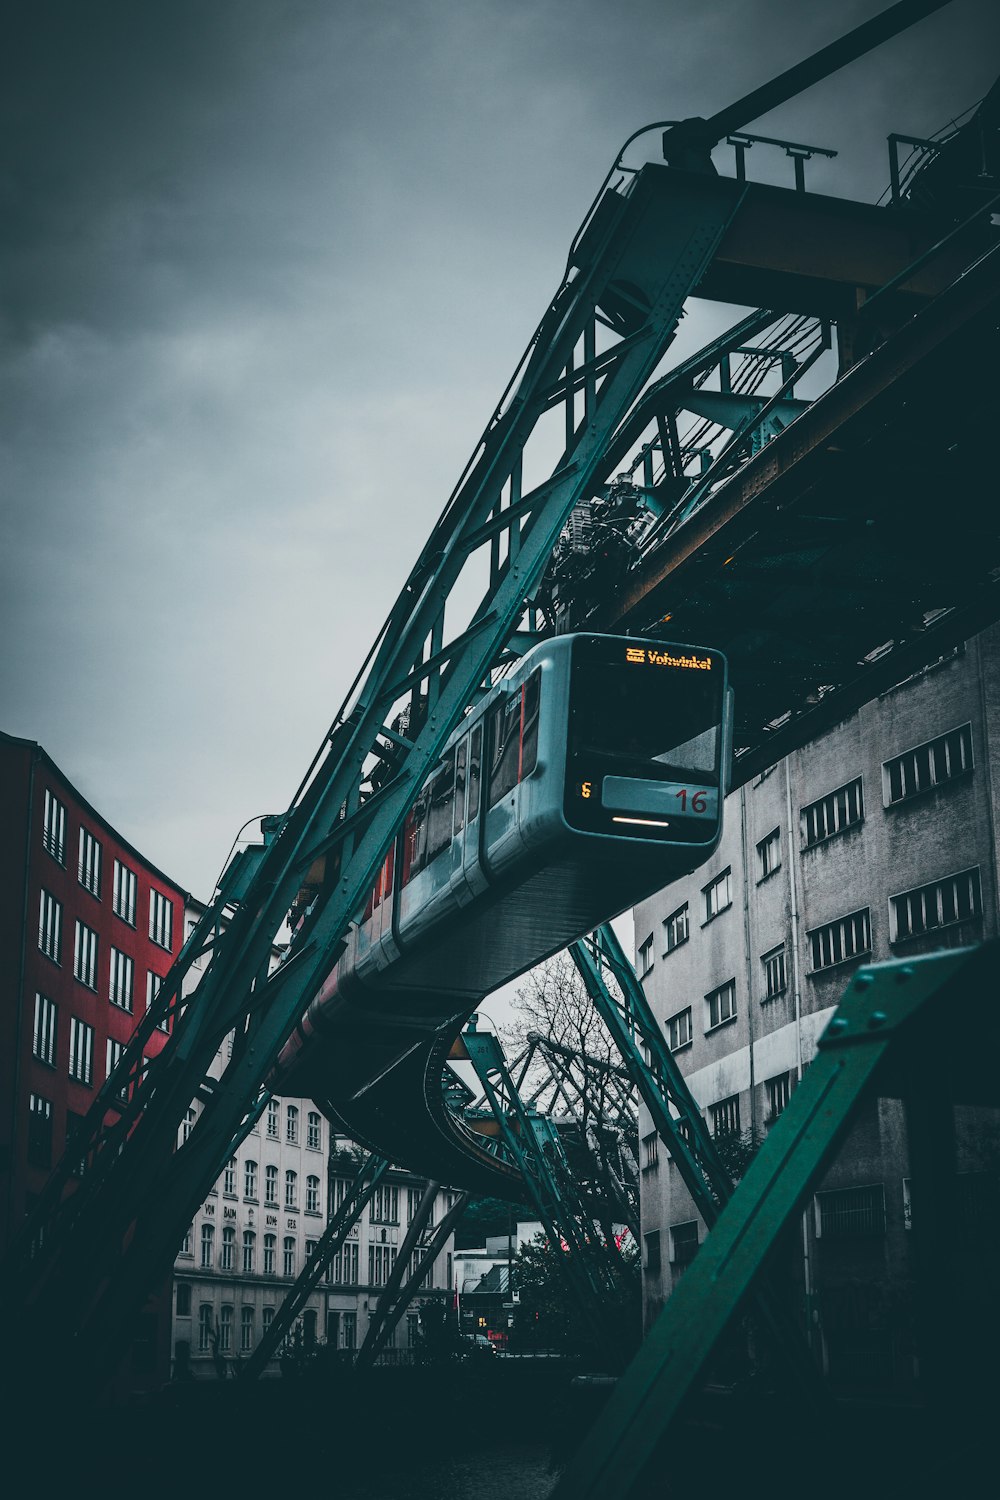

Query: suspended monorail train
[272,632,732,1113]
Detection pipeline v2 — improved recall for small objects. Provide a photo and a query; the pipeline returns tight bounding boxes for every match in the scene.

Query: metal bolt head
[854,975,873,990]
[867,1011,888,1030]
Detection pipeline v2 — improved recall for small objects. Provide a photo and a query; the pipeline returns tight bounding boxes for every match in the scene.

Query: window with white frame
[808,908,871,971]
[266,1100,280,1138]
[242,1230,256,1274]
[756,827,780,880]
[200,1223,214,1268]
[223,1157,237,1196]
[801,777,863,848]
[814,1183,886,1238]
[637,934,654,978]
[68,1017,94,1085]
[883,722,973,806]
[219,1304,233,1351]
[761,944,787,1000]
[109,947,134,1011]
[307,1110,322,1149]
[244,1160,258,1200]
[78,827,102,897]
[285,1169,297,1210]
[765,1072,791,1124]
[32,993,57,1066]
[241,1305,254,1352]
[642,1132,659,1170]
[220,1225,235,1271]
[264,1165,278,1205]
[711,1094,741,1138]
[179,1227,192,1256]
[331,1241,360,1285]
[283,1237,296,1277]
[149,889,173,951]
[670,1221,699,1265]
[706,978,737,1030]
[198,1304,213,1351]
[702,869,732,922]
[263,1234,276,1275]
[38,890,62,964]
[113,860,137,926]
[285,1104,298,1143]
[27,1092,53,1168]
[663,902,689,953]
[73,920,98,990]
[306,1175,321,1215]
[667,1006,692,1052]
[42,789,67,864]
[890,867,982,942]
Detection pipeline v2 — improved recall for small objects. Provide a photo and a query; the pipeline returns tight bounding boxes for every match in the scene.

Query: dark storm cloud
[1,0,998,894]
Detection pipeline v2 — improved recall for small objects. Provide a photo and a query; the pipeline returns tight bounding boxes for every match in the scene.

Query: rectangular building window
[666,1006,692,1052]
[43,788,67,864]
[244,1160,258,1201]
[801,777,863,848]
[113,860,137,926]
[241,1306,254,1352]
[149,890,173,951]
[637,934,654,978]
[283,1238,295,1277]
[223,1157,237,1196]
[711,1094,741,1138]
[264,1164,278,1205]
[756,827,780,880]
[663,903,689,954]
[761,944,787,1000]
[643,1230,661,1276]
[765,1072,791,1124]
[39,890,63,964]
[814,1184,886,1238]
[242,1231,256,1274]
[369,1184,399,1224]
[702,869,732,922]
[266,1100,280,1138]
[307,1111,322,1150]
[890,867,982,942]
[220,1225,236,1271]
[78,828,102,896]
[706,979,737,1031]
[198,1304,213,1350]
[27,1093,53,1169]
[33,993,58,1066]
[808,908,871,972]
[263,1234,276,1275]
[109,947,134,1012]
[883,722,973,806]
[670,1221,699,1266]
[642,1132,659,1171]
[106,1037,126,1095]
[219,1305,233,1351]
[200,1224,214,1268]
[68,1017,94,1085]
[73,920,99,990]
[286,1104,298,1143]
[285,1170,297,1210]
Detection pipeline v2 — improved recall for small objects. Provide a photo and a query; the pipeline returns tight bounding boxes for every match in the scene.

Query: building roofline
[1,728,191,901]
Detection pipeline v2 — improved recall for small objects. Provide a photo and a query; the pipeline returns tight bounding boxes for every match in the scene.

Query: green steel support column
[356,1179,440,1369]
[357,1193,469,1365]
[549,945,993,1500]
[241,1152,390,1380]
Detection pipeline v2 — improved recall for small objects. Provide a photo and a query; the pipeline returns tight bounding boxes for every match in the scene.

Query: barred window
[706,979,737,1030]
[801,777,863,848]
[711,1094,741,1138]
[149,890,173,951]
[883,723,973,806]
[756,827,780,880]
[703,869,732,922]
[663,903,689,953]
[765,1072,791,1124]
[73,920,99,990]
[890,867,981,942]
[642,1133,659,1170]
[638,934,654,978]
[815,1184,886,1238]
[667,1006,692,1052]
[78,828,102,896]
[761,944,787,1000]
[39,890,63,964]
[670,1221,699,1265]
[42,789,67,864]
[113,860,137,926]
[809,908,871,971]
[33,993,58,1066]
[109,947,134,1012]
[68,1017,94,1085]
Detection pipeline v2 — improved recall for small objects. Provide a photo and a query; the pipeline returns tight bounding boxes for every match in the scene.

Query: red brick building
[0,729,188,1386]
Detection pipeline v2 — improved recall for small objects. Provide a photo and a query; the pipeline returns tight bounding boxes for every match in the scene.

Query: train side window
[520,670,541,780]
[454,740,467,836]
[426,751,456,862]
[468,725,482,822]
[489,693,522,808]
[402,786,429,885]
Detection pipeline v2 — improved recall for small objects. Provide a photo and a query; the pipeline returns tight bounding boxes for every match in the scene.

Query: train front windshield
[564,636,727,842]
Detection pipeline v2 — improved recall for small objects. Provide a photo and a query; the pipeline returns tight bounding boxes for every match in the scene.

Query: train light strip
[612,815,672,828]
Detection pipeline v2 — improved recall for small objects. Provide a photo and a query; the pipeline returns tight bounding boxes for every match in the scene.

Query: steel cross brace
[241,1150,390,1380]
[550,943,991,1499]
[356,1189,470,1368]
[8,163,748,1393]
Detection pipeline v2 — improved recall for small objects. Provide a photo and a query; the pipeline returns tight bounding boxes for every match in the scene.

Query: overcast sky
[2,0,998,907]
